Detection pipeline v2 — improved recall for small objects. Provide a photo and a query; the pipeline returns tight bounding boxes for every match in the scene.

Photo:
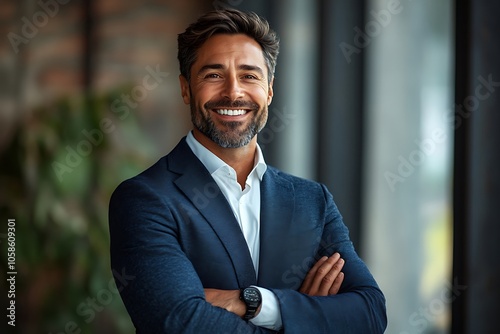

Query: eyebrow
[197,64,265,77]
[197,64,224,75]
[239,64,265,77]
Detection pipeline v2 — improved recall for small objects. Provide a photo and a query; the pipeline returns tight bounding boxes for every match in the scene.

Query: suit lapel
[258,167,295,287]
[169,138,257,287]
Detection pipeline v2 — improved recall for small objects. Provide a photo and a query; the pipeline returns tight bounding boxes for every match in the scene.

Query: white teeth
[216,109,247,116]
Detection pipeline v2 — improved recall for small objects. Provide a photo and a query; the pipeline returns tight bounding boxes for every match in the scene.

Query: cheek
[249,85,270,103]
[194,84,220,105]
[191,92,210,108]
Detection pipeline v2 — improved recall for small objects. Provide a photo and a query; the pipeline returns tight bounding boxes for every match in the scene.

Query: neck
[192,129,257,188]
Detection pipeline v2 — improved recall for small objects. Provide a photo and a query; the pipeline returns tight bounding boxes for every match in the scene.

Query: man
[109,8,386,333]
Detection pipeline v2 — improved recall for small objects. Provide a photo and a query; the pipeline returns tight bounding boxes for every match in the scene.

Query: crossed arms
[109,175,387,333]
[205,252,346,319]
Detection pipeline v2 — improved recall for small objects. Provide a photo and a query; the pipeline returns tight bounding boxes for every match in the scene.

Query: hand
[204,288,247,318]
[299,253,345,296]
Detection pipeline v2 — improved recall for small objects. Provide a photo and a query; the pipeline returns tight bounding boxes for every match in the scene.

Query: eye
[243,74,258,80]
[205,73,221,79]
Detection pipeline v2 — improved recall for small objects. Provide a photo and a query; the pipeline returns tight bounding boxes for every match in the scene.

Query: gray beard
[190,103,267,148]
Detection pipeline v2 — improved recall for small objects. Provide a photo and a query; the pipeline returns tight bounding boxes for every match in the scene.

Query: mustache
[204,99,259,110]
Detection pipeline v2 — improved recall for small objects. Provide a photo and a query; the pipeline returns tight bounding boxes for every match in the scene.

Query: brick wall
[0,0,215,153]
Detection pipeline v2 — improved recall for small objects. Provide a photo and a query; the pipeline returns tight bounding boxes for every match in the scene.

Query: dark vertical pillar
[465,0,500,332]
[317,0,365,251]
[83,0,93,95]
[453,1,500,333]
[452,0,471,332]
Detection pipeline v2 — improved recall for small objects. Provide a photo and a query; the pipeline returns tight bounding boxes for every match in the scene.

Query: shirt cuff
[249,286,283,331]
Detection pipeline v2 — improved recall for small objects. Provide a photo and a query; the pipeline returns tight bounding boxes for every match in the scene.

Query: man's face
[180,34,274,148]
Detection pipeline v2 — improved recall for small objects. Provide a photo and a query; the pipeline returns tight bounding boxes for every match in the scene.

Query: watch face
[241,287,261,320]
[243,288,260,302]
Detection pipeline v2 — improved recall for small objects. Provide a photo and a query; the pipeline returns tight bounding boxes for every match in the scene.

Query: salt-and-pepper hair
[177,8,280,83]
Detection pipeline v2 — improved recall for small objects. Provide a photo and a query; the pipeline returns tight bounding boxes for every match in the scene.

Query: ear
[267,76,274,106]
[179,75,191,105]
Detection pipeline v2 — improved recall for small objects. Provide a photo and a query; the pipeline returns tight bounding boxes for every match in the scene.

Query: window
[362,0,454,333]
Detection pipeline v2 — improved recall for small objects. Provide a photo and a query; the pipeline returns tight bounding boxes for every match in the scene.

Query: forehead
[193,34,266,69]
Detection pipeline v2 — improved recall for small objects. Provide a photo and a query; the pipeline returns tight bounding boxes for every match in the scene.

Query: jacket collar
[168,137,257,287]
[258,167,294,286]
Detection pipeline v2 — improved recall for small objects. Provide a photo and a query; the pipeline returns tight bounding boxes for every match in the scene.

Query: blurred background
[0,0,498,333]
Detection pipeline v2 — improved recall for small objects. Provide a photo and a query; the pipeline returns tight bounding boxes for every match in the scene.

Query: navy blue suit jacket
[109,137,387,333]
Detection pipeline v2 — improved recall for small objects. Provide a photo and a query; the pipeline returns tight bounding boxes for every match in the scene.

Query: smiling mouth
[214,109,249,116]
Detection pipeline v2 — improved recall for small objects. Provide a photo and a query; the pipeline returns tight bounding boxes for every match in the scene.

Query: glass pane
[362,0,454,333]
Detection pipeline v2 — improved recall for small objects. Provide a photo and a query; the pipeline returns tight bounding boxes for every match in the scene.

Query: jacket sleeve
[270,184,387,334]
[109,178,276,333]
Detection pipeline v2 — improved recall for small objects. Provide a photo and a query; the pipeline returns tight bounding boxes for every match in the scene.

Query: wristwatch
[240,287,262,320]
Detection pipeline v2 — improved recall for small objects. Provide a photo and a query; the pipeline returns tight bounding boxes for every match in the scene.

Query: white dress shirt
[186,131,282,330]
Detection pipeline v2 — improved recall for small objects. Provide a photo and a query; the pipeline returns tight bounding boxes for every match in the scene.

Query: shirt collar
[253,142,267,181]
[186,131,267,181]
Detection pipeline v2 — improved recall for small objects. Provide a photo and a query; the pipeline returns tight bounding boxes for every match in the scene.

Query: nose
[222,75,244,101]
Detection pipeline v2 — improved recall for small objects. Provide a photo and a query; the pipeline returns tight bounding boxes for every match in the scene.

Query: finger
[299,256,328,293]
[328,271,344,295]
[317,257,344,295]
[308,253,341,295]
